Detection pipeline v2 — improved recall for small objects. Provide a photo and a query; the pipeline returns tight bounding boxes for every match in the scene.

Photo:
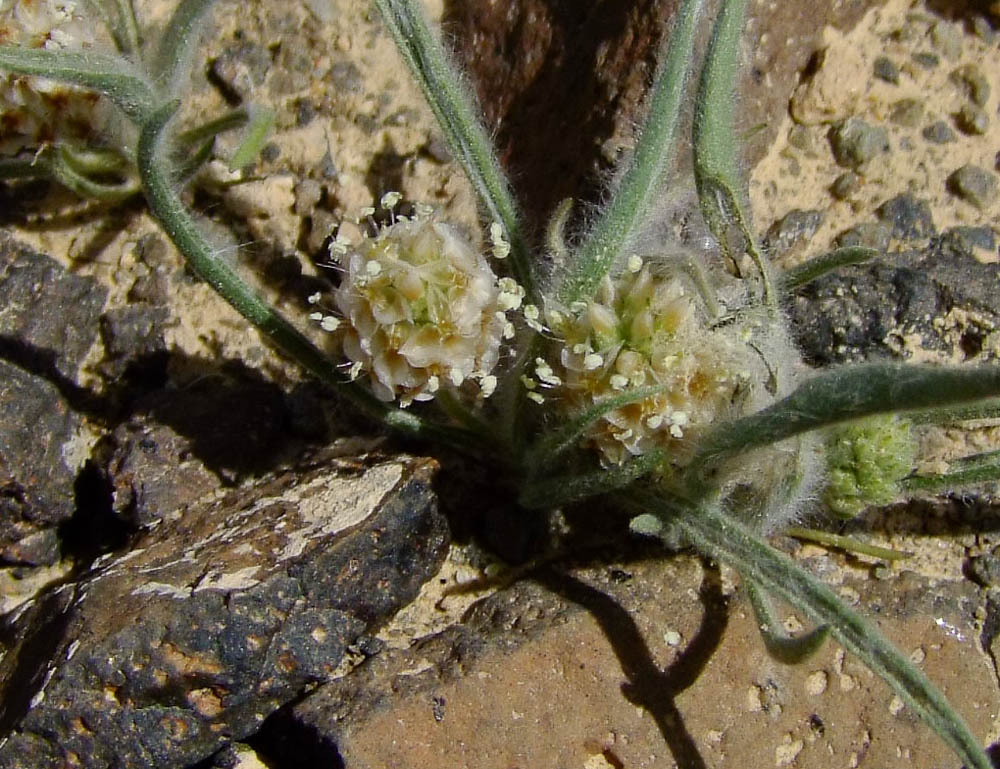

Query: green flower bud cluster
[824,414,916,518]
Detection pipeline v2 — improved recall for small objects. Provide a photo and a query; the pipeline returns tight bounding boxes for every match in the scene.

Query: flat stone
[290,554,997,769]
[97,303,170,382]
[921,120,956,144]
[947,164,999,211]
[0,452,447,769]
[789,235,1000,363]
[764,209,826,260]
[955,103,989,135]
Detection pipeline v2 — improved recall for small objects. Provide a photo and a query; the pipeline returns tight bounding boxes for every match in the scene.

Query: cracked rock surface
[0,452,446,769]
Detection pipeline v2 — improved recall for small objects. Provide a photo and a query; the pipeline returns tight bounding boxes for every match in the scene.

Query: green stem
[372,0,536,302]
[558,0,704,306]
[136,101,482,449]
[692,363,1000,475]
[784,526,910,561]
[693,0,776,311]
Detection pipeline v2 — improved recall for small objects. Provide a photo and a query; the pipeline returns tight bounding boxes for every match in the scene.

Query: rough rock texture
[789,232,1000,364]
[288,551,998,769]
[0,452,447,769]
[0,238,106,565]
[0,235,107,383]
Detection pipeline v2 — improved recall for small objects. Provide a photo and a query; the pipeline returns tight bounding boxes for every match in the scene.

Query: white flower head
[0,0,112,156]
[330,212,508,404]
[551,261,757,468]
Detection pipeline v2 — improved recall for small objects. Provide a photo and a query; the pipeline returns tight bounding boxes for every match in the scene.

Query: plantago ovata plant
[1,0,998,766]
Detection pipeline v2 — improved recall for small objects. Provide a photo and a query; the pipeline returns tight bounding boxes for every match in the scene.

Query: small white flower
[380,191,402,209]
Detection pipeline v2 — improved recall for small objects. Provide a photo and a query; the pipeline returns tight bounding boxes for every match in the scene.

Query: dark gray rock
[829,117,889,169]
[764,209,825,260]
[208,43,272,103]
[888,98,922,127]
[99,372,306,528]
[944,225,997,253]
[950,64,991,107]
[876,192,936,240]
[947,164,998,210]
[873,56,900,84]
[0,235,106,382]
[910,51,939,69]
[830,171,860,200]
[98,304,170,381]
[0,452,447,769]
[834,221,892,251]
[955,103,989,135]
[789,235,1000,364]
[0,360,82,565]
[921,120,956,144]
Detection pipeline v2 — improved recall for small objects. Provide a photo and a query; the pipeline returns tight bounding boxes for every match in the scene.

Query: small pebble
[911,51,939,69]
[921,120,956,143]
[889,98,923,127]
[947,164,998,210]
[955,103,989,135]
[787,124,814,153]
[950,65,991,107]
[835,221,892,251]
[876,192,936,240]
[945,225,997,252]
[929,21,962,61]
[873,56,900,84]
[829,117,890,169]
[764,209,825,258]
[831,171,860,199]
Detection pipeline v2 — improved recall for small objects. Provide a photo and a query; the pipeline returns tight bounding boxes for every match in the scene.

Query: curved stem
[136,101,483,450]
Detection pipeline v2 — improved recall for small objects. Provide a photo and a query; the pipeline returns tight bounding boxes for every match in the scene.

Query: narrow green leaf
[150,0,220,96]
[746,579,830,664]
[0,46,155,122]
[520,450,665,509]
[781,247,879,292]
[693,363,1000,472]
[558,0,704,306]
[50,146,139,202]
[522,385,667,474]
[635,492,992,769]
[902,449,1000,493]
[372,0,536,301]
[692,0,776,309]
[909,397,1000,426]
[228,106,274,171]
[784,526,910,561]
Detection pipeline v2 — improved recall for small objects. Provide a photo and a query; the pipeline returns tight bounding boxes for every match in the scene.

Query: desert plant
[1,0,998,766]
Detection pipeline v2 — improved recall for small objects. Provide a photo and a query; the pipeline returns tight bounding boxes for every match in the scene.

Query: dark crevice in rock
[60,459,130,566]
[0,585,76,737]
[243,701,345,769]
